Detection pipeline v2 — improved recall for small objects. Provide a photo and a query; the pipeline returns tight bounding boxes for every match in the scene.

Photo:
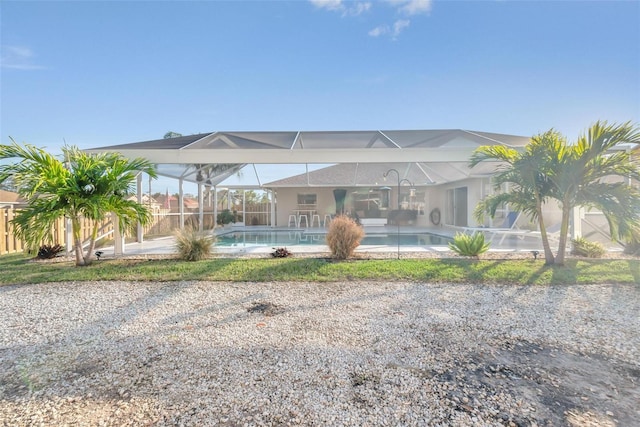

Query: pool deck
[97,225,550,257]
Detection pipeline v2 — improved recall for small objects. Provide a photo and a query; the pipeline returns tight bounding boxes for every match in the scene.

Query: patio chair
[461,211,530,244]
[462,211,521,233]
[528,222,562,243]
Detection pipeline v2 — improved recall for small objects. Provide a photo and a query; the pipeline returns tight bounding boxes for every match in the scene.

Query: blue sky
[1,0,639,155]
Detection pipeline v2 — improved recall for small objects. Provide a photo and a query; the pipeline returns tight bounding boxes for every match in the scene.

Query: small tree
[471,121,640,265]
[543,121,640,264]
[470,130,560,264]
[0,139,157,266]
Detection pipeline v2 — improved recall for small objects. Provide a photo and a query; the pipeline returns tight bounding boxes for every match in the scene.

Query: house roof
[86,129,529,187]
[91,129,528,158]
[0,190,26,205]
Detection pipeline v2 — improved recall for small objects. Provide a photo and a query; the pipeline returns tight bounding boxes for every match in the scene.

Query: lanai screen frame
[86,129,530,237]
[88,129,529,185]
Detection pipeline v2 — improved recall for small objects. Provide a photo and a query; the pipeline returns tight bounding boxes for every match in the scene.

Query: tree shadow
[435,259,553,285]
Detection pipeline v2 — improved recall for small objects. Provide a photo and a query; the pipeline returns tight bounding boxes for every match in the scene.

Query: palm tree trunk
[83,221,99,266]
[71,217,84,266]
[555,204,572,265]
[535,197,555,264]
[538,218,555,265]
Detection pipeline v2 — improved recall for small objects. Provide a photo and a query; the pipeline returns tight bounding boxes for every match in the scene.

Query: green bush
[174,228,215,261]
[326,215,364,260]
[571,237,605,258]
[216,209,236,226]
[448,232,490,258]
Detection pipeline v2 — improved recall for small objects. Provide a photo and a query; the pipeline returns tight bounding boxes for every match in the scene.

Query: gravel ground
[1,280,638,426]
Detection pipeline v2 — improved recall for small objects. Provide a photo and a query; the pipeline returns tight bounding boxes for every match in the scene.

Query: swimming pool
[215,230,451,247]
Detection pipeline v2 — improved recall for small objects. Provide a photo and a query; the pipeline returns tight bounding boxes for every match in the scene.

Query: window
[297,193,317,206]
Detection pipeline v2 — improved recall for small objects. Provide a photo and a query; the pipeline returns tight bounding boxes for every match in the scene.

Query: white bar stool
[288,214,299,228]
[298,214,309,228]
[323,214,332,227]
[310,214,321,228]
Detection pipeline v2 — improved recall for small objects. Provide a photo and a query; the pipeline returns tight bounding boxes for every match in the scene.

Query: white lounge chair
[461,211,521,233]
[461,212,529,244]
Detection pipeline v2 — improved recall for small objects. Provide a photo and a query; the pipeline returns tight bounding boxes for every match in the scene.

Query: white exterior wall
[273,187,340,227]
[271,180,570,231]
[274,186,455,228]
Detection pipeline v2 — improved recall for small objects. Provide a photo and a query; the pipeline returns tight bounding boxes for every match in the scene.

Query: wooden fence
[1,208,25,254]
[1,207,114,256]
[2,203,272,256]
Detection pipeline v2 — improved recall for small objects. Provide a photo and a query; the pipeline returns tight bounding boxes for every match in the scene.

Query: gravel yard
[1,280,638,426]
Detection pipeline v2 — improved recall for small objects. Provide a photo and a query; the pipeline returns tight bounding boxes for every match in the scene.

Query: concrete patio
[95,225,553,258]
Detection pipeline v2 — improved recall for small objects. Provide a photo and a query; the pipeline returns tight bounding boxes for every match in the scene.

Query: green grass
[1,253,638,286]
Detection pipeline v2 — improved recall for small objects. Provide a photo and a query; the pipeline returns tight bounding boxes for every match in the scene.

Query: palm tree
[0,139,157,266]
[470,131,559,264]
[471,121,640,265]
[547,121,640,264]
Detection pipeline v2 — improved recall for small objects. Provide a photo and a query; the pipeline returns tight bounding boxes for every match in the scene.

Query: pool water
[215,230,451,247]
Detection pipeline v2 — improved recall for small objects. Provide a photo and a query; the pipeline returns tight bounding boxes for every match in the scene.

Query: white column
[571,207,583,239]
[270,190,276,227]
[179,178,184,229]
[214,186,218,230]
[242,189,246,226]
[198,183,204,232]
[136,173,144,243]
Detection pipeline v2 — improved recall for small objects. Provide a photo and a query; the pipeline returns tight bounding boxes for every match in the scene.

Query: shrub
[448,232,490,258]
[216,209,236,226]
[271,247,293,258]
[571,237,605,258]
[174,228,215,261]
[37,244,64,259]
[326,215,364,260]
